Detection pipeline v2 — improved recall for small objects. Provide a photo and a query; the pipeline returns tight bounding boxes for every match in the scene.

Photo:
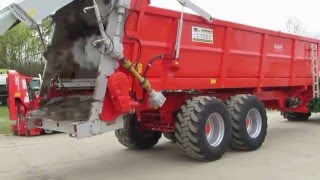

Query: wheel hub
[246,108,262,138]
[205,113,225,147]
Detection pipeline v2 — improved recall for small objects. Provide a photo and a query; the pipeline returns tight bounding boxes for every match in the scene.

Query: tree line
[0,18,52,77]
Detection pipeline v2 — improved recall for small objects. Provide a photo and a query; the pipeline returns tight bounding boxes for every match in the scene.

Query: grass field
[0,105,13,134]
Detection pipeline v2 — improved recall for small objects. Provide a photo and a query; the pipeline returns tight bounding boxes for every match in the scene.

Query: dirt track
[1,112,320,180]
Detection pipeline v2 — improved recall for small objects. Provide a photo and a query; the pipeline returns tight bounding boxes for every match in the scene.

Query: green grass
[0,105,14,134]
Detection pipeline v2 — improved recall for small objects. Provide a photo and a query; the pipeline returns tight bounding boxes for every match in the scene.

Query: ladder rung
[310,44,319,98]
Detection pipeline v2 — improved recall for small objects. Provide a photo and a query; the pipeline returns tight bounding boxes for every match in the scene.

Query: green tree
[0,18,53,76]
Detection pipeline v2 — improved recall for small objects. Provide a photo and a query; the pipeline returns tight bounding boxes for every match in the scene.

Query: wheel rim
[205,113,225,147]
[246,108,262,138]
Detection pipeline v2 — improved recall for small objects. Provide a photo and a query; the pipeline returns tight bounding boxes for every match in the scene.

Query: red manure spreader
[0,0,319,161]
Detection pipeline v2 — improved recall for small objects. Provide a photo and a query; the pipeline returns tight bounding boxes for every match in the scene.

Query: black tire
[175,96,231,161]
[163,132,176,142]
[115,114,162,150]
[282,111,311,121]
[226,94,268,151]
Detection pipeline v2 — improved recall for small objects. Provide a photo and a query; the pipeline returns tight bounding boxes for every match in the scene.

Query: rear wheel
[226,94,268,151]
[282,111,311,121]
[115,114,162,150]
[175,96,231,161]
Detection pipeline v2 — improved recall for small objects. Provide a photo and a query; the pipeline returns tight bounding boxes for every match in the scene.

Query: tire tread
[226,94,268,150]
[176,97,230,161]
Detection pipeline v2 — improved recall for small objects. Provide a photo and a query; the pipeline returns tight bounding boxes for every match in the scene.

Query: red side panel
[123,0,317,93]
[7,70,21,121]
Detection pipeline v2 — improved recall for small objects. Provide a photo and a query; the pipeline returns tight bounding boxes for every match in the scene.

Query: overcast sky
[1,0,319,32]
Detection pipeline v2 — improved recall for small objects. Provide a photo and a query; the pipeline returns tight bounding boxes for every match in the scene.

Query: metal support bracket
[8,4,47,49]
[56,79,96,90]
[175,0,213,59]
[28,115,124,139]
[177,0,213,22]
[8,4,35,27]
[87,0,130,124]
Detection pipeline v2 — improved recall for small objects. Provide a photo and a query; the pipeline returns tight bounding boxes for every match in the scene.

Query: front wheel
[175,96,231,161]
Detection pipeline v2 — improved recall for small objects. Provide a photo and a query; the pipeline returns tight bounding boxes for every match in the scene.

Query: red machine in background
[7,70,51,136]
